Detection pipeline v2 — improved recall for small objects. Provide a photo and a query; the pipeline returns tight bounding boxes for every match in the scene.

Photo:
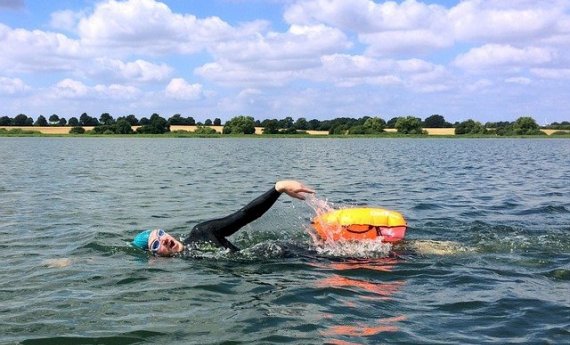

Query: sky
[0,0,569,123]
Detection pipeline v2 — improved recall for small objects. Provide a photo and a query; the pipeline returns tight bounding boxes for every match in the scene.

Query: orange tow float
[312,208,407,243]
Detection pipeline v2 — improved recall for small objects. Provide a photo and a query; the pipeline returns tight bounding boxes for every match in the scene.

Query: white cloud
[208,24,349,70]
[285,0,447,32]
[93,83,141,100]
[466,79,493,92]
[53,78,141,100]
[77,0,233,55]
[449,0,566,42]
[317,54,450,91]
[454,44,554,70]
[531,67,570,79]
[92,58,172,82]
[54,79,89,98]
[50,10,84,32]
[361,29,452,56]
[0,76,30,94]
[0,23,83,72]
[285,0,451,55]
[165,78,203,100]
[285,0,570,58]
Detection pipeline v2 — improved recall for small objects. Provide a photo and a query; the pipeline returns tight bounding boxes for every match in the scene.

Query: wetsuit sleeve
[184,186,281,249]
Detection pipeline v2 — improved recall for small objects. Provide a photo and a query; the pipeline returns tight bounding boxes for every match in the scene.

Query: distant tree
[49,114,60,125]
[58,118,67,126]
[115,118,134,134]
[484,121,511,128]
[262,119,280,134]
[125,114,139,126]
[363,117,385,133]
[139,117,150,125]
[329,124,349,135]
[69,126,85,134]
[318,120,332,131]
[0,116,12,126]
[348,117,385,135]
[14,114,31,126]
[424,114,451,128]
[308,119,320,130]
[99,113,114,125]
[278,116,294,129]
[387,117,400,128]
[544,121,570,130]
[455,119,487,135]
[512,116,542,135]
[168,114,185,125]
[34,115,48,126]
[136,113,169,134]
[223,115,256,134]
[79,113,99,126]
[294,117,309,130]
[395,116,424,134]
[68,117,79,126]
[204,119,212,126]
[213,118,221,126]
[186,116,196,125]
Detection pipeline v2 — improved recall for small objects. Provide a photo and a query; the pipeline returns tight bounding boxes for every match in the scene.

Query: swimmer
[132,180,314,257]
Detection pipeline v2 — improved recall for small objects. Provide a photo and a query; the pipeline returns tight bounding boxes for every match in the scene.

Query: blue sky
[1,0,569,123]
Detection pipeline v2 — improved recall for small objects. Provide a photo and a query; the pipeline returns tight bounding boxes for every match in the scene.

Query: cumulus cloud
[285,0,451,56]
[54,79,89,98]
[0,76,30,94]
[211,24,349,64]
[53,78,141,100]
[50,9,84,32]
[92,58,172,82]
[285,0,447,32]
[165,78,203,100]
[316,54,450,91]
[77,0,233,54]
[449,0,565,42]
[0,23,83,72]
[454,44,554,70]
[531,67,570,79]
[284,0,570,58]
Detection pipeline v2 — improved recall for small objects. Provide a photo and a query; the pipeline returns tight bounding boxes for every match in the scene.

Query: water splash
[304,194,392,258]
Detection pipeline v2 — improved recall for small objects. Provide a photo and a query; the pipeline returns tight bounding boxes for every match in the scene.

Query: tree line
[0,112,568,136]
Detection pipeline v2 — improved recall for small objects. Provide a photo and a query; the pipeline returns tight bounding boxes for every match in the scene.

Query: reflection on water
[311,259,406,343]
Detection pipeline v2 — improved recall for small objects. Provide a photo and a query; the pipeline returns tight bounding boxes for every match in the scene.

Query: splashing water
[304,194,393,258]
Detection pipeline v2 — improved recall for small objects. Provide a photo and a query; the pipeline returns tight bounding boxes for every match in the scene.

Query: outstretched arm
[186,180,314,248]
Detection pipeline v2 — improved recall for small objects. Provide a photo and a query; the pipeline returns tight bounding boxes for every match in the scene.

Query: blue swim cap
[132,229,152,250]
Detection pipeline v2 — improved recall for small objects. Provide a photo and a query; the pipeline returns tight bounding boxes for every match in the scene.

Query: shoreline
[1,125,569,137]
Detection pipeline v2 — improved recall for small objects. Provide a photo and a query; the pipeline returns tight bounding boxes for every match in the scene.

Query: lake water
[1,137,569,344]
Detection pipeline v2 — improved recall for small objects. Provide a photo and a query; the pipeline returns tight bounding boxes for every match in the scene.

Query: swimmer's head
[132,229,184,257]
[132,230,152,250]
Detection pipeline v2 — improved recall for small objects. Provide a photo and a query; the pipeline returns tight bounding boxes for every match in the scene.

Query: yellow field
[1,126,567,136]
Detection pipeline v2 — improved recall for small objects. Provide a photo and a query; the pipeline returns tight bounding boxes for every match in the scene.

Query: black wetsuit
[183,187,281,251]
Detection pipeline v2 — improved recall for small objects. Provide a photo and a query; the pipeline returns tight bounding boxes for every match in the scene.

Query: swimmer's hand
[275,180,315,200]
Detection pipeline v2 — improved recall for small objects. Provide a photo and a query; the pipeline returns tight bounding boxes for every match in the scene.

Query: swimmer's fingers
[275,180,315,200]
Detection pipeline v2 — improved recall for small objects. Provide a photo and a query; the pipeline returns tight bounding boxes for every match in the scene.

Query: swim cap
[132,229,152,250]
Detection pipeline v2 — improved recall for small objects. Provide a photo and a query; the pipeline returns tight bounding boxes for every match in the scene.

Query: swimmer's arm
[191,181,314,240]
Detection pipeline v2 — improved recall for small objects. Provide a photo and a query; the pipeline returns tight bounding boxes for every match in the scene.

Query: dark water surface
[1,137,569,344]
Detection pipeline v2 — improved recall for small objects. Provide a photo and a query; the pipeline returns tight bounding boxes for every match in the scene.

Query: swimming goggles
[149,229,165,254]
